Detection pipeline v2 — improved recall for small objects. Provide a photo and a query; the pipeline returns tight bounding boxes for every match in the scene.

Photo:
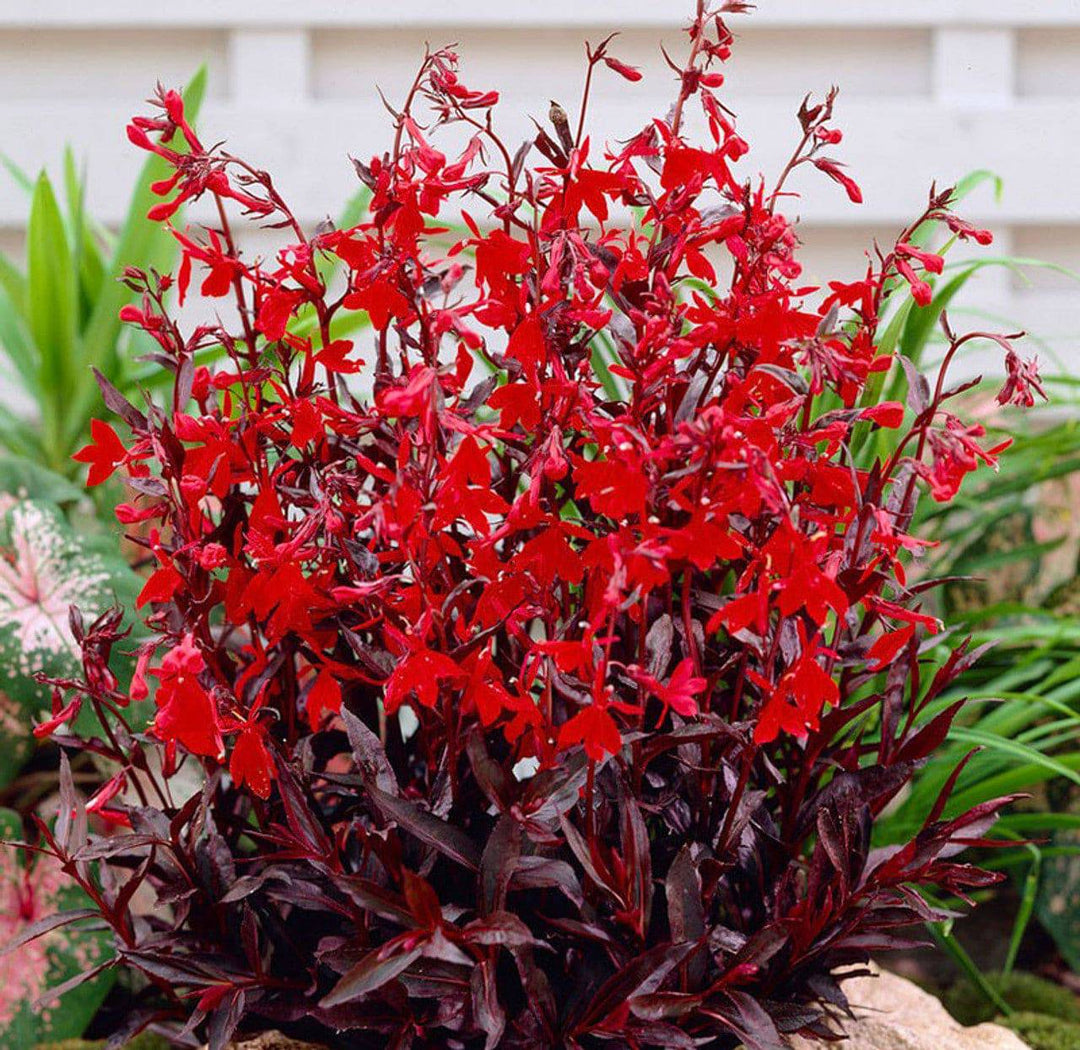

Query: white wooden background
[1,1,1078,378]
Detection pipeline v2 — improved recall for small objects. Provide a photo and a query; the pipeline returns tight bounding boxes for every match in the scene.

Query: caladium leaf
[0,499,141,785]
[0,808,115,1047]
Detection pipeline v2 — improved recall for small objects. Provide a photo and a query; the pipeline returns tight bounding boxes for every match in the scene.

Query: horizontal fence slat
[0,99,1075,226]
[7,1,1080,29]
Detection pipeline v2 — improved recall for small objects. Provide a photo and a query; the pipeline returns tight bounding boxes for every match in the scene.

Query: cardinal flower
[919,416,1010,502]
[230,721,276,799]
[72,419,128,487]
[557,701,622,762]
[384,647,465,714]
[752,644,840,744]
[149,634,223,758]
[997,350,1046,408]
[306,669,343,731]
[629,658,707,721]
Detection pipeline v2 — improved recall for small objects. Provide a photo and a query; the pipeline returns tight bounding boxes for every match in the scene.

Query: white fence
[1,1,1077,375]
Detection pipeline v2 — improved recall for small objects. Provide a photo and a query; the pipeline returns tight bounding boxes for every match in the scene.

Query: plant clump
[9,2,1045,1048]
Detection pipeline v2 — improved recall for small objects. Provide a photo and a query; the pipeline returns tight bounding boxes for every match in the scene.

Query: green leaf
[1036,828,1080,974]
[952,168,1003,206]
[0,249,27,317]
[1003,844,1041,977]
[0,277,36,399]
[928,924,1013,1018]
[0,400,45,463]
[849,297,914,461]
[0,153,34,195]
[63,146,107,330]
[947,753,1080,816]
[27,173,79,468]
[0,455,84,503]
[590,329,627,403]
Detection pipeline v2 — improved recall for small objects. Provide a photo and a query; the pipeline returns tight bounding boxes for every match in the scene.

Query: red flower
[384,649,465,714]
[378,366,438,418]
[29,23,1043,1048]
[752,645,839,744]
[506,315,547,375]
[603,56,643,82]
[629,658,707,720]
[136,563,182,609]
[867,625,916,671]
[557,703,622,762]
[149,634,223,758]
[306,669,342,731]
[489,381,542,431]
[997,350,1046,408]
[230,722,276,799]
[859,402,906,428]
[574,455,648,519]
[896,241,944,275]
[72,419,127,487]
[257,286,304,341]
[919,417,1010,502]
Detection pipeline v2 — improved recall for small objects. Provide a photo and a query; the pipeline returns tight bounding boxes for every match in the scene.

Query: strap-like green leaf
[0,153,34,195]
[0,278,36,397]
[63,145,107,330]
[27,172,78,469]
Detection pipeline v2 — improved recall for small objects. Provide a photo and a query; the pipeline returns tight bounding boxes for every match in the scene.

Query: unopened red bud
[191,366,211,401]
[180,475,208,502]
[126,124,153,150]
[197,543,228,570]
[162,90,185,125]
[603,56,644,82]
[325,509,345,534]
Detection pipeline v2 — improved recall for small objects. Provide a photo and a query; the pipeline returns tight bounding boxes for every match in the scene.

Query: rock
[219,1034,328,1050]
[36,1036,167,1050]
[788,968,1031,1049]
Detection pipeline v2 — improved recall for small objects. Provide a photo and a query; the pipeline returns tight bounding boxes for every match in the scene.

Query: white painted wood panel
[0,4,1076,374]
[6,2,1080,29]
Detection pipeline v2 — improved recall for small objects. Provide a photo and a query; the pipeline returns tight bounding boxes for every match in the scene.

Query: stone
[214,1034,328,1050]
[788,967,1031,1050]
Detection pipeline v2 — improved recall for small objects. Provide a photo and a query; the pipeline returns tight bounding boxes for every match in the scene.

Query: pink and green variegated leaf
[0,500,140,785]
[0,809,115,1047]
